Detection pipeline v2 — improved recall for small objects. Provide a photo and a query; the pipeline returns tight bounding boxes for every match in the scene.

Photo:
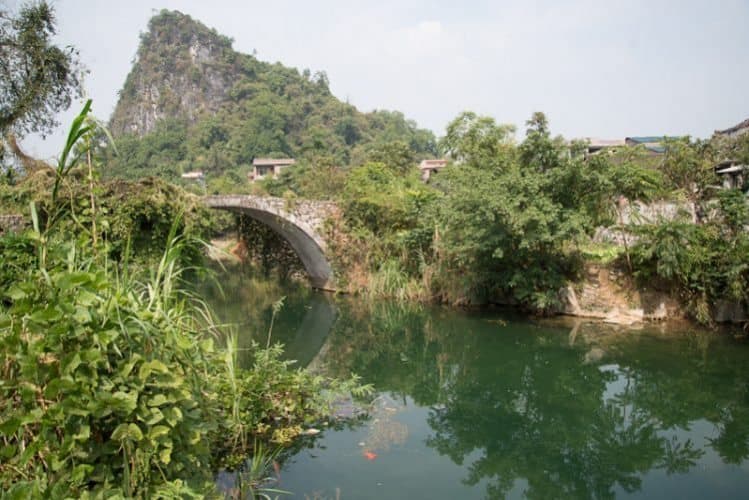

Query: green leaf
[6,286,27,300]
[145,408,164,426]
[147,394,169,407]
[62,353,82,375]
[73,424,90,442]
[118,354,141,378]
[30,306,62,324]
[110,391,138,414]
[159,445,172,464]
[111,422,143,442]
[164,407,183,427]
[0,444,18,460]
[148,425,170,440]
[71,463,94,483]
[0,417,20,435]
[145,359,169,373]
[56,271,93,291]
[77,290,99,307]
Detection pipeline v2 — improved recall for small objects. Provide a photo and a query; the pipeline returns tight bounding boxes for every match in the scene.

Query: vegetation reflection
[317,301,749,498]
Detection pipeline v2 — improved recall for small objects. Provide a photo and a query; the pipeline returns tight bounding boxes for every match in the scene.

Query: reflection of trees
[201,273,749,495]
[322,302,749,498]
[710,404,749,464]
[198,264,315,366]
[423,342,667,499]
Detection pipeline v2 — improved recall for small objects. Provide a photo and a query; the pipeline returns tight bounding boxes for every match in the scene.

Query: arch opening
[221,207,333,289]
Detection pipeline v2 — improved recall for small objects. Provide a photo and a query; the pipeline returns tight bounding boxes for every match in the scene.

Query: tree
[519,111,565,173]
[364,140,414,173]
[440,111,515,168]
[0,1,83,137]
[660,137,715,202]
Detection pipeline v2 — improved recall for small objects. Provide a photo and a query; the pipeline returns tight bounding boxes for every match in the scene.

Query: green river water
[202,271,749,499]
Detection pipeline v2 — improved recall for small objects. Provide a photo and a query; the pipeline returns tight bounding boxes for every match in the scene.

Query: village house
[624,136,670,154]
[714,159,748,191]
[180,171,204,180]
[250,158,296,181]
[583,138,625,157]
[419,159,448,182]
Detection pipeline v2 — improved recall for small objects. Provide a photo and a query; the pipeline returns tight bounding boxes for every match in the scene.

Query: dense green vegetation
[94,9,748,326]
[631,188,749,324]
[0,1,82,166]
[104,10,436,192]
[324,112,747,324]
[0,103,370,497]
[222,109,748,325]
[323,112,660,309]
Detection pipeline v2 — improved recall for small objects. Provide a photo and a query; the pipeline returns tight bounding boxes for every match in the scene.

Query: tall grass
[367,258,428,302]
[0,100,373,497]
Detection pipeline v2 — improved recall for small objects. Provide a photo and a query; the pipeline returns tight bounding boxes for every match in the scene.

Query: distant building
[419,159,448,182]
[714,160,748,191]
[181,171,205,180]
[715,118,749,139]
[583,138,625,157]
[250,158,296,181]
[624,136,671,154]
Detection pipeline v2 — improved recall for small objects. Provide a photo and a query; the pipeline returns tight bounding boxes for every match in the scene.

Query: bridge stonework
[204,195,339,290]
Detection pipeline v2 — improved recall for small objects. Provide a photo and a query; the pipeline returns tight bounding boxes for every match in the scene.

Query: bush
[630,189,749,324]
[0,232,217,496]
[0,101,372,496]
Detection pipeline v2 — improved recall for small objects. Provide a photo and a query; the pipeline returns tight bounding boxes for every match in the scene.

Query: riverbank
[206,236,747,330]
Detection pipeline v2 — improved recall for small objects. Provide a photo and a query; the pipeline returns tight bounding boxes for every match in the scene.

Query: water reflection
[201,273,749,498]
[199,268,335,367]
[317,302,749,499]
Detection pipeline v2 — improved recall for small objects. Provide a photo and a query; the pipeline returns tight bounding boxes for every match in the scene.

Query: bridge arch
[204,195,337,289]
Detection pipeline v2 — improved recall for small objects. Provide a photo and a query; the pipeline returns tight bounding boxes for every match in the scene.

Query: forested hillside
[107,10,436,191]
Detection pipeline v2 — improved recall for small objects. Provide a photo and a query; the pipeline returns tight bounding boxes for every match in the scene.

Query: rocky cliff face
[110,11,235,136]
[106,10,437,181]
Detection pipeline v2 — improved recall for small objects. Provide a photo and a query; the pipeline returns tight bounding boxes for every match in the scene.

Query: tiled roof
[419,159,448,170]
[716,118,749,136]
[181,171,204,179]
[252,158,296,166]
[586,138,625,147]
[626,136,665,144]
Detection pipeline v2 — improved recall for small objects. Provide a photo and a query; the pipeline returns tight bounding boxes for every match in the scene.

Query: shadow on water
[197,263,336,368]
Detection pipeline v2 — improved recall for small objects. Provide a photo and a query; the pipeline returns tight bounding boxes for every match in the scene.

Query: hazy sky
[19,0,749,160]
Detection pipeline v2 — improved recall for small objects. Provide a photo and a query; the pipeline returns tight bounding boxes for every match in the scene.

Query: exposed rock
[584,347,606,364]
[558,263,685,325]
[714,300,748,323]
[110,11,234,137]
[0,214,25,234]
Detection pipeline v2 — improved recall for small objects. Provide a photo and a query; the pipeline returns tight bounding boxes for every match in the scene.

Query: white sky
[19,0,749,161]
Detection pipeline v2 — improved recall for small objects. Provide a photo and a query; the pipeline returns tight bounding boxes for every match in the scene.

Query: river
[201,269,749,499]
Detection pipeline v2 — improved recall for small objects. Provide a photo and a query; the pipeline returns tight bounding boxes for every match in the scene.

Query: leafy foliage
[659,137,716,202]
[424,112,666,309]
[631,188,749,324]
[0,101,372,496]
[0,1,83,138]
[105,10,437,193]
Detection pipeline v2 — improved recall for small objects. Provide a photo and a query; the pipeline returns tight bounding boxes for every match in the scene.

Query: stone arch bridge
[204,195,339,289]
